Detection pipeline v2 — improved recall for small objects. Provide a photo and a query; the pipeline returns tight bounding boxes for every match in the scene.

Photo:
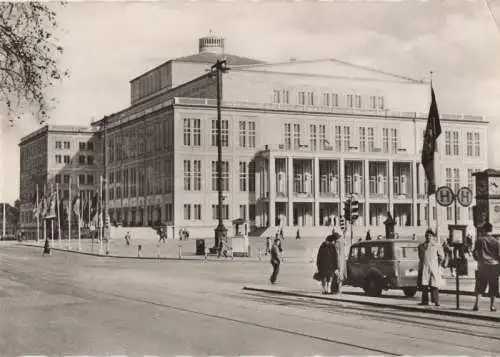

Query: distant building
[18,125,99,240]
[20,33,489,238]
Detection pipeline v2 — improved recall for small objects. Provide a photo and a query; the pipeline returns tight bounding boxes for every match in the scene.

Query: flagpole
[36,184,40,243]
[68,176,72,250]
[56,183,61,247]
[78,183,81,251]
[99,176,103,253]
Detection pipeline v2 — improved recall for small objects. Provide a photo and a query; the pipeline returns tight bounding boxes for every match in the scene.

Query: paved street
[0,244,498,356]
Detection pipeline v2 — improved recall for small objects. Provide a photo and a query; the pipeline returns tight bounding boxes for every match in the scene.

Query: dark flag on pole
[421,86,442,195]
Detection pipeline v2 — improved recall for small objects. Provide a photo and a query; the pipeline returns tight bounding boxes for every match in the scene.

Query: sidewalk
[243,284,500,322]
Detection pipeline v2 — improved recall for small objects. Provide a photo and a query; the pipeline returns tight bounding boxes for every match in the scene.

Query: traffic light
[351,200,359,222]
[339,216,346,231]
[344,200,351,222]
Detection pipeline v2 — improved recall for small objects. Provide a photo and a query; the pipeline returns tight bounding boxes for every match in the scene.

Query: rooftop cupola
[198,30,225,54]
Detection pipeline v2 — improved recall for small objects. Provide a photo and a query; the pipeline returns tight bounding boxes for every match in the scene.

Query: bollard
[137,244,142,258]
[177,244,182,259]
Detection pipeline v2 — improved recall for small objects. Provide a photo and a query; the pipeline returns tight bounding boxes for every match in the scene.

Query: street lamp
[210,59,230,252]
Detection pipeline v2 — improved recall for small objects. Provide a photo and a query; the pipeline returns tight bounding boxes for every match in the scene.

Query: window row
[439,131,481,157]
[273,89,385,110]
[183,118,256,149]
[55,141,71,150]
[54,174,94,185]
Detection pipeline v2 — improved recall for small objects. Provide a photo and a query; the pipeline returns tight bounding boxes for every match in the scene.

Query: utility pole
[211,59,230,251]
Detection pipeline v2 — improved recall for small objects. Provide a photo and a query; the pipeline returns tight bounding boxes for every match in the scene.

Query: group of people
[417,223,499,312]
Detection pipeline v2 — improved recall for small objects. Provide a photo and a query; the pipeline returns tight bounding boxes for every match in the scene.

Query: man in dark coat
[316,233,340,294]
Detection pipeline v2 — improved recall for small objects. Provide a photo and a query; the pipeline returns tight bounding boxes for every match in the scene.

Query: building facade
[19,33,489,239]
[19,125,99,240]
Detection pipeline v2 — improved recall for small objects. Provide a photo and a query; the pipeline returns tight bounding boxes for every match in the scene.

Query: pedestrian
[365,230,372,241]
[442,238,454,277]
[296,229,301,240]
[42,238,51,256]
[124,231,131,246]
[465,234,473,257]
[472,222,499,312]
[270,238,282,284]
[316,233,340,294]
[265,236,271,256]
[203,246,209,263]
[159,228,166,243]
[279,228,284,239]
[417,229,444,306]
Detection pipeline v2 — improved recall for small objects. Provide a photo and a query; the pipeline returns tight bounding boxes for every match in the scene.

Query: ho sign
[456,186,473,207]
[436,186,454,207]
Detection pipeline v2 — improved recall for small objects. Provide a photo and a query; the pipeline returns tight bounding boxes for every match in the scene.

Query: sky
[1,0,500,204]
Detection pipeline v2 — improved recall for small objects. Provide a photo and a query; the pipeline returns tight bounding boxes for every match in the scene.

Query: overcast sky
[1,0,500,204]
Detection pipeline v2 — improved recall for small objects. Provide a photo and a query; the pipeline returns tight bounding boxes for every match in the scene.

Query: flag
[32,186,39,219]
[72,195,80,216]
[421,86,442,195]
[89,191,99,221]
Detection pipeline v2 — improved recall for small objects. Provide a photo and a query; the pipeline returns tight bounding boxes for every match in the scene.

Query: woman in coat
[316,234,340,294]
[418,229,444,306]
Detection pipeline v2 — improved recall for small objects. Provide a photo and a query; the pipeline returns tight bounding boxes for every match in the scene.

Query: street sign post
[435,186,473,310]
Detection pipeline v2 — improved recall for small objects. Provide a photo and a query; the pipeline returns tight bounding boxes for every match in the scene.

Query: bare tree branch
[0,2,67,125]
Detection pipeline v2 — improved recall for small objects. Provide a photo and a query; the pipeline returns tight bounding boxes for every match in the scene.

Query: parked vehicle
[344,239,420,297]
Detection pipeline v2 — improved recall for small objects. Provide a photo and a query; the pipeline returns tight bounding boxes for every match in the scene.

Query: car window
[375,246,386,259]
[350,247,358,259]
[396,246,419,259]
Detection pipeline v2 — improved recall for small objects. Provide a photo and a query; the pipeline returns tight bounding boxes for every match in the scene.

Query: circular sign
[456,186,473,207]
[436,186,455,207]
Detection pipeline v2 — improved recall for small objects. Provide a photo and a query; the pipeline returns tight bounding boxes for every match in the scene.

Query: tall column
[388,159,394,215]
[364,160,369,226]
[412,161,418,226]
[269,156,276,228]
[287,156,293,226]
[314,157,320,226]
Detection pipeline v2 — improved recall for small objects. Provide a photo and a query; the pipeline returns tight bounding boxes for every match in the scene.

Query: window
[63,190,69,199]
[239,162,247,191]
[239,205,247,220]
[184,204,191,220]
[79,142,86,150]
[248,121,256,148]
[474,133,480,156]
[79,175,85,185]
[273,89,281,103]
[359,127,366,152]
[370,96,377,110]
[282,90,289,104]
[87,174,94,185]
[193,160,201,191]
[183,118,191,146]
[212,204,229,220]
[355,95,362,108]
[249,204,256,221]
[367,128,375,152]
[466,132,473,156]
[64,155,70,164]
[55,174,61,184]
[322,93,338,107]
[347,94,354,108]
[319,125,326,150]
[249,161,256,192]
[284,123,292,150]
[55,155,62,164]
[309,125,317,151]
[211,120,229,147]
[390,128,398,153]
[64,141,70,149]
[87,142,93,151]
[294,124,301,149]
[193,204,202,220]
[184,160,191,191]
[193,119,201,146]
[377,96,385,109]
[87,156,94,165]
[298,91,305,105]
[445,131,451,156]
[307,91,314,105]
[453,131,459,156]
[239,121,246,148]
[382,128,389,153]
[63,175,70,184]
[211,161,229,191]
[335,126,342,152]
[343,126,351,151]
[55,141,62,149]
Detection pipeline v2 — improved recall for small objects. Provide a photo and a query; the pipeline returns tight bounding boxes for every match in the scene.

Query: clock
[489,177,500,196]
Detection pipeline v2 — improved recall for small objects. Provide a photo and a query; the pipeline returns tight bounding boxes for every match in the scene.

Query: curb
[242,286,500,323]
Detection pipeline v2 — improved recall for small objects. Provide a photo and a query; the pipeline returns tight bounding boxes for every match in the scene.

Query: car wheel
[364,278,382,297]
[402,287,418,297]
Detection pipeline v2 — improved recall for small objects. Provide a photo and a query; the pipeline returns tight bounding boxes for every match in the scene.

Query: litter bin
[196,239,205,255]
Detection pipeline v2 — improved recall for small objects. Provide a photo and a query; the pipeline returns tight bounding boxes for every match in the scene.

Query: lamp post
[211,59,229,251]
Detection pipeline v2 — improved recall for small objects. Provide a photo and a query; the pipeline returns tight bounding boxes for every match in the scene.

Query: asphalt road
[0,245,497,356]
